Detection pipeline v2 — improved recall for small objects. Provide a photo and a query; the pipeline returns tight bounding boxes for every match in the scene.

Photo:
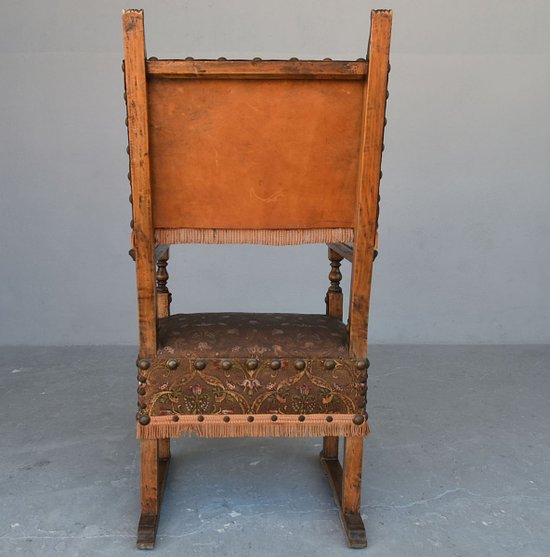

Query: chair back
[146,60,367,244]
[122,9,392,357]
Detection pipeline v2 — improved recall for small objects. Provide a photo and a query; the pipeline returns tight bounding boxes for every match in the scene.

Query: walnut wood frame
[122,8,392,549]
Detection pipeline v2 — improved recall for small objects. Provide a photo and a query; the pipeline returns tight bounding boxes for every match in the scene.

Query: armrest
[129,244,169,263]
[327,240,378,263]
[327,243,354,262]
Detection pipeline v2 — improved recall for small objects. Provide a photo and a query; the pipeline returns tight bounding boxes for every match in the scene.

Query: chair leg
[137,439,171,549]
[322,436,339,460]
[341,437,367,547]
[158,438,170,460]
[320,436,367,548]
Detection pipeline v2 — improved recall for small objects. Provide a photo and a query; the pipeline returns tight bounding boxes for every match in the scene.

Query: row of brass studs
[374,64,390,262]
[136,358,148,400]
[147,56,367,62]
[136,359,149,411]
[122,64,135,256]
[136,357,369,416]
[137,413,367,426]
[362,358,370,411]
[137,357,369,372]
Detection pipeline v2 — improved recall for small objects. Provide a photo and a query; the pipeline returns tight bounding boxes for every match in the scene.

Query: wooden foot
[137,513,159,550]
[137,440,171,549]
[340,511,368,549]
[320,436,367,548]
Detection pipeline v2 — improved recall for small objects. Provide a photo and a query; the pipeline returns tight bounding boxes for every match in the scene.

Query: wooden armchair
[122,8,392,549]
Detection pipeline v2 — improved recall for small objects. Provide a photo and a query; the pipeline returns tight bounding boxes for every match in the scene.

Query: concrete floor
[0,345,549,557]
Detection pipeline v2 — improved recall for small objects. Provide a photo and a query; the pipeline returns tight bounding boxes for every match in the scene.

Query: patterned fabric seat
[151,313,362,417]
[157,312,349,358]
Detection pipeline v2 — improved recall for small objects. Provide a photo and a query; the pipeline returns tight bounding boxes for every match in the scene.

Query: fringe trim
[137,414,370,439]
[154,228,354,246]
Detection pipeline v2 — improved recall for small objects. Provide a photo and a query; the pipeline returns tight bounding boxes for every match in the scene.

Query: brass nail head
[138,359,151,370]
[270,359,281,370]
[194,359,206,370]
[356,359,368,371]
[247,359,258,370]
[294,359,306,371]
[352,414,365,425]
[324,359,336,370]
[138,414,150,425]
[166,359,179,370]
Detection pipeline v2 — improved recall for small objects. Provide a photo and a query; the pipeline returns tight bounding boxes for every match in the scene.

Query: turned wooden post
[325,247,344,319]
[155,248,171,461]
[323,247,344,460]
[156,248,171,319]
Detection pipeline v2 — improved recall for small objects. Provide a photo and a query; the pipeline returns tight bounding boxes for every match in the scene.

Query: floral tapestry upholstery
[137,313,369,435]
[157,313,349,358]
[139,357,367,417]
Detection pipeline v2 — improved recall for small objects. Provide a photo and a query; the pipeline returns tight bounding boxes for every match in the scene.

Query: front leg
[137,439,170,549]
[341,437,367,547]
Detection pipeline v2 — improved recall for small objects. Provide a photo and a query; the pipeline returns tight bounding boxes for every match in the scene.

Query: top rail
[146,59,368,80]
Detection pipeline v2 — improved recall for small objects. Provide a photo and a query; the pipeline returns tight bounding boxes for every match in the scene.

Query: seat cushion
[158,312,349,358]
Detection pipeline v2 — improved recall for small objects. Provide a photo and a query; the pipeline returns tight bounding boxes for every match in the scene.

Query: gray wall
[1,0,549,345]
